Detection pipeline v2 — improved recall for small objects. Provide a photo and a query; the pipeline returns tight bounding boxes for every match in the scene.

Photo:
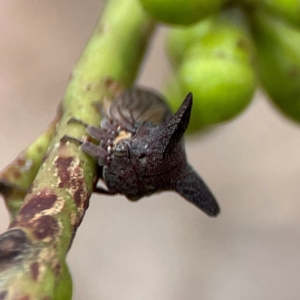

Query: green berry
[173,9,257,128]
[251,11,300,123]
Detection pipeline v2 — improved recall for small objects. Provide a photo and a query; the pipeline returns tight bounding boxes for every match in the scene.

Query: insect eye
[113,142,128,157]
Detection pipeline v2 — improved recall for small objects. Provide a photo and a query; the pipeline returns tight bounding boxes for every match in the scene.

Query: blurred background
[1,1,300,299]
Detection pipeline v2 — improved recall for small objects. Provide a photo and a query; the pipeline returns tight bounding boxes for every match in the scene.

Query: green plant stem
[0,0,155,298]
[0,111,61,220]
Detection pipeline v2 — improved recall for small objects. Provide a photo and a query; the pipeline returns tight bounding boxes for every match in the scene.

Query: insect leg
[86,126,115,141]
[81,141,108,160]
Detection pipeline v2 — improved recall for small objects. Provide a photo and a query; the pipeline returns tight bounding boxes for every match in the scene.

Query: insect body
[82,88,220,217]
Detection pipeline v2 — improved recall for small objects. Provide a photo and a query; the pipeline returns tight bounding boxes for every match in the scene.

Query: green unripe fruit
[176,9,256,128]
[138,0,225,25]
[165,17,215,67]
[251,11,300,123]
[179,55,256,127]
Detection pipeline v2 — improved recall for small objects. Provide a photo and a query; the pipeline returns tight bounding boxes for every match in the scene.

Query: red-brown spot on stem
[19,191,57,218]
[104,77,114,87]
[68,163,88,209]
[14,155,26,168]
[72,181,85,207]
[54,263,61,277]
[1,155,27,181]
[54,157,74,188]
[30,262,39,281]
[12,170,21,179]
[104,78,124,95]
[32,215,59,240]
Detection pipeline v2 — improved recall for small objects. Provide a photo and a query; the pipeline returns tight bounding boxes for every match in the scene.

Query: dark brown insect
[82,88,220,217]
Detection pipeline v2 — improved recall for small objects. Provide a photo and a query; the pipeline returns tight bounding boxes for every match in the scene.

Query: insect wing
[107,88,172,129]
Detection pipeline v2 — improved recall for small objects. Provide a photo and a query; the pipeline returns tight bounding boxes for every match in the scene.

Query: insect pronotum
[80,87,220,217]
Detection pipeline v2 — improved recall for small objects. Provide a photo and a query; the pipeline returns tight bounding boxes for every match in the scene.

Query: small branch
[0,110,61,220]
[0,0,155,299]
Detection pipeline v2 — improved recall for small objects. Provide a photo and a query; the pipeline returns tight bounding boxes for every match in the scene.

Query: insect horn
[173,165,220,217]
[157,92,193,152]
